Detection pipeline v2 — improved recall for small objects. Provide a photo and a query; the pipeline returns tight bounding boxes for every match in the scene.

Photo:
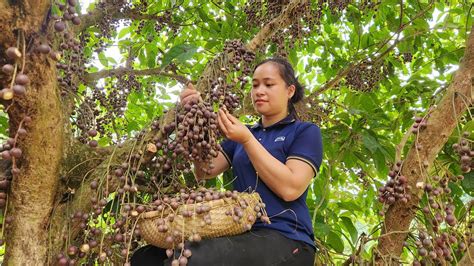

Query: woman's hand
[217,109,253,144]
[179,82,201,105]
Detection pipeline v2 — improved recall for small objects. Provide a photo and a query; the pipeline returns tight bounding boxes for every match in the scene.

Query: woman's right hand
[180,83,201,105]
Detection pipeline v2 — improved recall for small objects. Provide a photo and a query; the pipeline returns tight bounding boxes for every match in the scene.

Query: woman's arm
[217,109,314,202]
[193,152,230,180]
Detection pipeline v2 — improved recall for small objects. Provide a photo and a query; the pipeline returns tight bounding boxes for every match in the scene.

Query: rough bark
[3,52,65,265]
[0,1,68,264]
[0,0,51,45]
[459,244,474,266]
[375,25,474,263]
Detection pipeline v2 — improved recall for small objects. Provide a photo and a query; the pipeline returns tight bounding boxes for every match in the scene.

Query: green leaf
[0,115,8,136]
[337,201,363,213]
[340,216,358,244]
[362,132,380,153]
[103,195,120,214]
[197,8,210,22]
[98,136,112,146]
[313,222,330,237]
[117,27,131,39]
[98,53,108,67]
[461,171,474,196]
[146,44,158,68]
[327,230,345,253]
[161,44,198,68]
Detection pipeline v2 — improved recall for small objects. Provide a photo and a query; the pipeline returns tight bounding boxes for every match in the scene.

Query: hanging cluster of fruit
[376,112,472,264]
[345,59,388,92]
[452,131,473,173]
[53,0,87,96]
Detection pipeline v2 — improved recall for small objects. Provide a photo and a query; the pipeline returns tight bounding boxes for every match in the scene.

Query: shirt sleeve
[220,139,237,166]
[286,123,323,176]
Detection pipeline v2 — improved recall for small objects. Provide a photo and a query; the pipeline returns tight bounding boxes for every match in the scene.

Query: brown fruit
[54,21,66,32]
[15,74,30,85]
[80,244,90,253]
[58,258,68,266]
[136,205,145,213]
[183,249,192,258]
[67,245,78,256]
[18,128,27,136]
[461,155,471,163]
[6,47,21,59]
[72,16,81,25]
[37,44,51,54]
[2,64,14,74]
[13,85,26,95]
[88,140,98,148]
[0,198,6,208]
[0,180,9,190]
[87,129,97,137]
[50,51,62,61]
[2,88,14,100]
[1,151,11,160]
[114,233,124,242]
[192,233,201,242]
[90,180,98,189]
[89,240,98,248]
[445,214,457,226]
[418,247,427,256]
[10,148,22,158]
[178,256,188,265]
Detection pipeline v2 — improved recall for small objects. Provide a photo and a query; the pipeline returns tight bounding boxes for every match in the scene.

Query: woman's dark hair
[253,57,304,118]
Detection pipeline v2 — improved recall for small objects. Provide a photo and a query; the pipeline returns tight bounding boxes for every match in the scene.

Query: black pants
[131,228,315,266]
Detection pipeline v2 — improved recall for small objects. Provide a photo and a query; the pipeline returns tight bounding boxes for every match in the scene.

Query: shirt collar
[251,113,296,130]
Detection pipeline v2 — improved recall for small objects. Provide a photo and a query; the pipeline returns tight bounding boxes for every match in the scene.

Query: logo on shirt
[274,136,286,142]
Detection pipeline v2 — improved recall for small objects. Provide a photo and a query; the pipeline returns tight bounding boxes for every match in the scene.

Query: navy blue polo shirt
[220,114,323,249]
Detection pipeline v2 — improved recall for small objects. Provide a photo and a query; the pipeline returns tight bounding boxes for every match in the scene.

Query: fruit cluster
[345,60,388,92]
[377,161,411,208]
[452,131,472,173]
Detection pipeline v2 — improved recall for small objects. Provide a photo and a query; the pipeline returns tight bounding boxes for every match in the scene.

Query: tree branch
[310,1,434,97]
[375,24,474,264]
[246,0,308,51]
[83,67,190,86]
[459,244,474,266]
[78,6,166,33]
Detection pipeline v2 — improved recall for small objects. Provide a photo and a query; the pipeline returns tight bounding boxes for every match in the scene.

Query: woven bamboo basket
[138,192,263,249]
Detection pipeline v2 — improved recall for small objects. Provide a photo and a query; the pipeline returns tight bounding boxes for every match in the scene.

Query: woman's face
[251,62,295,117]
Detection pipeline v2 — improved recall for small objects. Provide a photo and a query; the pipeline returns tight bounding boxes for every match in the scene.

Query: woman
[132,58,323,265]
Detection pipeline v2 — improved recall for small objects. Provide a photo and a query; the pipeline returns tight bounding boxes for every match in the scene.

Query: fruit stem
[20,30,26,74]
[0,196,8,238]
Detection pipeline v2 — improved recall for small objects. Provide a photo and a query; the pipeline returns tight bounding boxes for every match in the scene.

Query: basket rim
[139,192,260,219]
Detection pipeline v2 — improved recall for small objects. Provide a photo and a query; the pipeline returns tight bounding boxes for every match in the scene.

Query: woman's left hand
[217,109,253,144]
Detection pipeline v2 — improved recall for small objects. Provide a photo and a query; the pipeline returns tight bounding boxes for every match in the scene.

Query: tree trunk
[459,244,474,266]
[375,25,474,263]
[0,1,67,264]
[4,53,65,265]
